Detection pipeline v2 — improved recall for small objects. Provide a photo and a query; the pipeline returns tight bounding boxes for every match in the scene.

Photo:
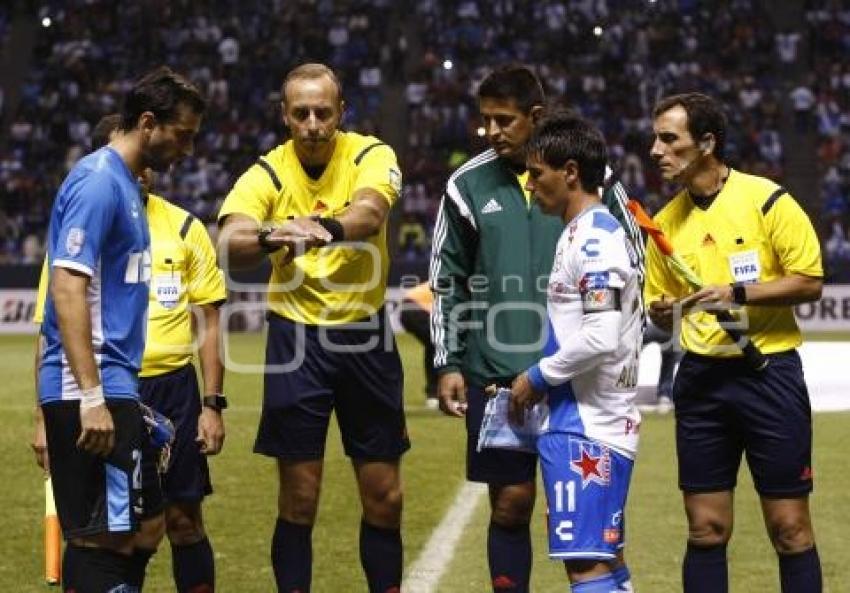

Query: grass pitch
[1,333,847,592]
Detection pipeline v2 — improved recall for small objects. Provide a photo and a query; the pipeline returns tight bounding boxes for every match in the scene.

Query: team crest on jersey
[579,272,619,312]
[66,228,85,256]
[569,438,611,489]
[579,271,610,291]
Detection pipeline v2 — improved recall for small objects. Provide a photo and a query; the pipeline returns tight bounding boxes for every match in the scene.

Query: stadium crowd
[402,0,786,253]
[0,0,847,279]
[807,2,850,281]
[0,0,400,262]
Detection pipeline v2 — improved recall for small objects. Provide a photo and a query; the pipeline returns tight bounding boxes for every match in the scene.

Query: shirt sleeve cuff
[526,364,549,392]
[435,364,460,376]
[53,259,94,277]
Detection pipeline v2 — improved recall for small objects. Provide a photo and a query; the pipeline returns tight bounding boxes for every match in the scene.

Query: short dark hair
[120,66,206,131]
[477,64,545,114]
[652,92,727,159]
[527,112,608,193]
[282,63,343,104]
[91,113,121,149]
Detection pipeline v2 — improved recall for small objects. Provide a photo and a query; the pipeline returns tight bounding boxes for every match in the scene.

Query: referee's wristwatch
[257,227,281,253]
[202,394,229,412]
[730,282,748,305]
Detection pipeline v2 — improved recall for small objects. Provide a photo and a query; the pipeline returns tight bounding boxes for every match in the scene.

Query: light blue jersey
[39,147,151,403]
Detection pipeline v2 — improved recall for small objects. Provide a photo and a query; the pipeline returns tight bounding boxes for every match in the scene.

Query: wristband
[731,283,747,305]
[80,385,105,409]
[317,217,345,242]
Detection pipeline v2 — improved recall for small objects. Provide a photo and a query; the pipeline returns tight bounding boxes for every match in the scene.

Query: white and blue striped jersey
[526,204,642,458]
[39,147,151,403]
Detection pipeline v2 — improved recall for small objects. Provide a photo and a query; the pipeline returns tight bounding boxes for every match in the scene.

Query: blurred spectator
[20,234,43,265]
[790,83,816,133]
[775,29,801,64]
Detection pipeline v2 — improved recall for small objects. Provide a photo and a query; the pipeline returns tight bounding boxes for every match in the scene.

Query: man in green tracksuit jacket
[429,64,644,593]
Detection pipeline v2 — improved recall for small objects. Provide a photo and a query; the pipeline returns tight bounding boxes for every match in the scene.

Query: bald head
[281,63,343,105]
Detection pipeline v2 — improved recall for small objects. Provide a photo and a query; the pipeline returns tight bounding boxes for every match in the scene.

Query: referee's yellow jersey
[644,169,822,356]
[218,131,401,325]
[34,193,226,377]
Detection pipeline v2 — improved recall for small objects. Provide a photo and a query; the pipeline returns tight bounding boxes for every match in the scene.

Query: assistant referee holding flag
[645,92,824,593]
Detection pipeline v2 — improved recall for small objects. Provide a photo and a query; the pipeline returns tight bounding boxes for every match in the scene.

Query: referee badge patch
[154,273,182,309]
[728,249,760,284]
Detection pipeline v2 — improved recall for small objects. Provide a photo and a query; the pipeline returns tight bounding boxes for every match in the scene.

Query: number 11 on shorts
[553,480,577,513]
[551,480,578,542]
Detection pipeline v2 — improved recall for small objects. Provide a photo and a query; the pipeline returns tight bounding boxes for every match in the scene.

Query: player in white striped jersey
[508,113,642,593]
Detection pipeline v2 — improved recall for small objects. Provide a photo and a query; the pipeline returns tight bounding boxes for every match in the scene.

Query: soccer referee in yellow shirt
[646,93,823,593]
[217,63,407,593]
[34,114,227,593]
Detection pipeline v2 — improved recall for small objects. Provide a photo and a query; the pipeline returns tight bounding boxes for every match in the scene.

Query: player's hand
[31,406,49,471]
[197,406,225,455]
[437,372,468,417]
[77,403,115,457]
[508,372,544,426]
[648,295,676,332]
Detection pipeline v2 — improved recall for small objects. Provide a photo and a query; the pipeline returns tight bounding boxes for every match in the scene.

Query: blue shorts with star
[538,432,634,560]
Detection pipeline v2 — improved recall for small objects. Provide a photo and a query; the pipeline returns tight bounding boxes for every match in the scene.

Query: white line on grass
[403,481,487,593]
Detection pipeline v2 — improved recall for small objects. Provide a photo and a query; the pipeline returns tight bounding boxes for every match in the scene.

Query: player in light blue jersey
[508,113,643,593]
[38,66,205,593]
[39,145,152,401]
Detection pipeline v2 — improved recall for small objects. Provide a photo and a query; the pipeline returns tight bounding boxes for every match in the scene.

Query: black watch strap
[203,395,228,411]
[258,228,282,253]
[316,217,345,242]
[731,283,748,305]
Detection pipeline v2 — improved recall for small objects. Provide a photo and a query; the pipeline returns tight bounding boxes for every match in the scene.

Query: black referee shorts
[673,350,813,497]
[139,364,212,502]
[255,311,410,461]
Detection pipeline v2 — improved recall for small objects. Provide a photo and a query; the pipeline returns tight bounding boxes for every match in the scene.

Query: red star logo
[576,449,601,482]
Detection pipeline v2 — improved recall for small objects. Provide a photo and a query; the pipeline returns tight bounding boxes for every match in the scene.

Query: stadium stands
[0,0,398,262]
[0,0,844,280]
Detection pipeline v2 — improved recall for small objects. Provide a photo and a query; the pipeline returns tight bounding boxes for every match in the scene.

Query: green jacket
[430,149,643,386]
